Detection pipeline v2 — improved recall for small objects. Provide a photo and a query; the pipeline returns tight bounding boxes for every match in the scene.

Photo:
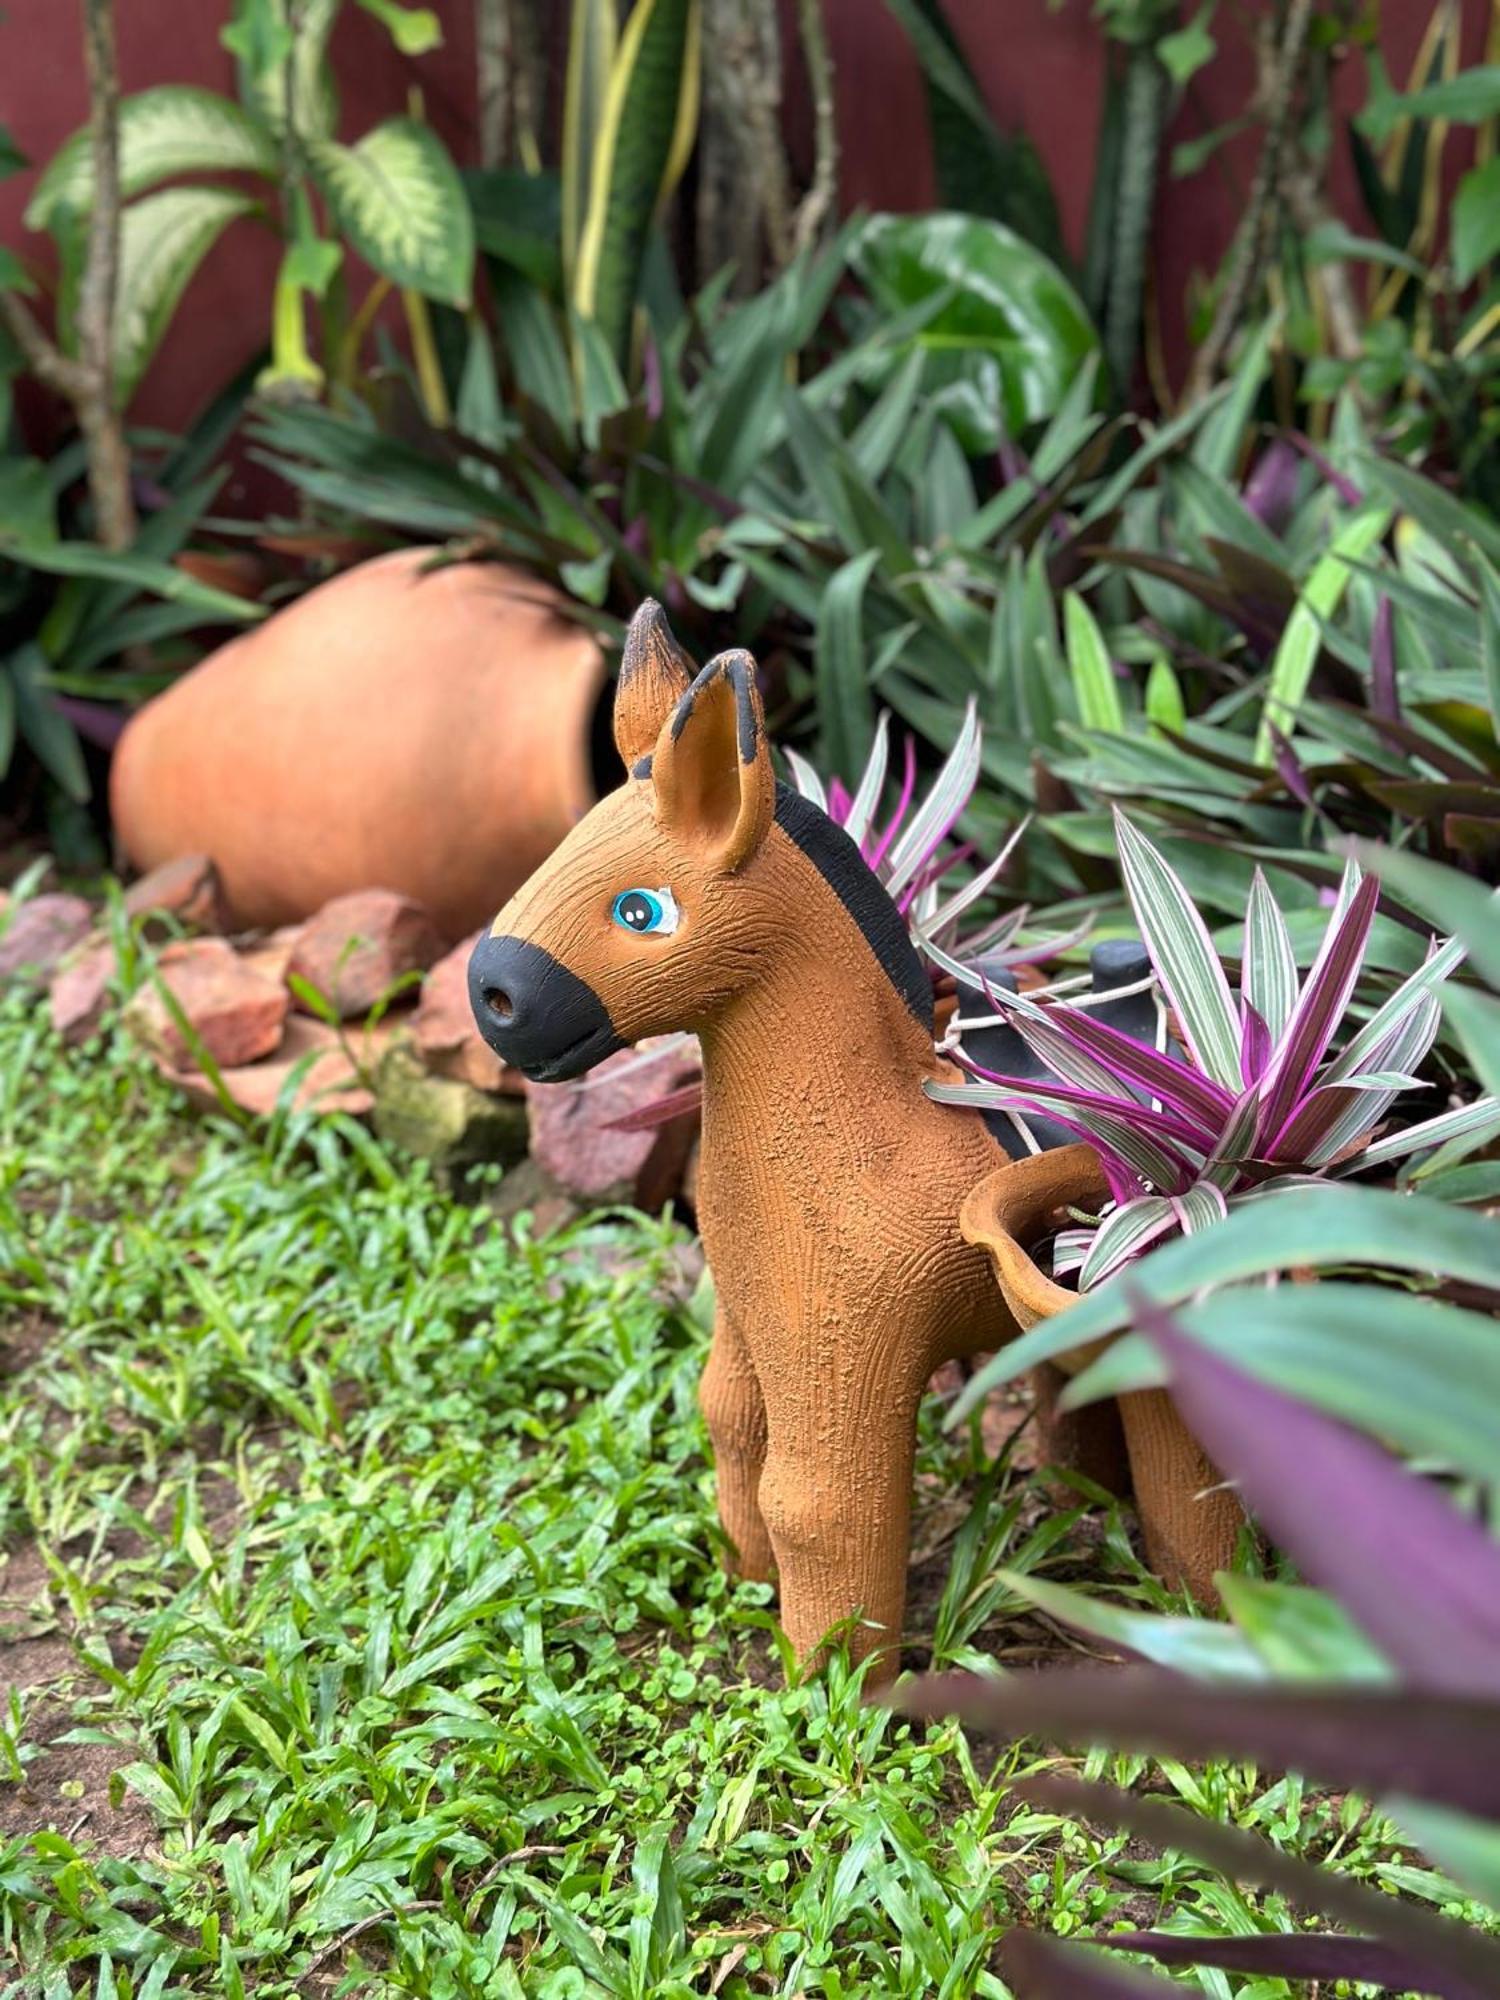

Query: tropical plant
[902,851,1500,1991]
[0,348,265,833]
[9,0,472,409]
[926,810,1490,1286]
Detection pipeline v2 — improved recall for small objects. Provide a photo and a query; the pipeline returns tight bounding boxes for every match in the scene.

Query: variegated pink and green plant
[926,809,1494,1289]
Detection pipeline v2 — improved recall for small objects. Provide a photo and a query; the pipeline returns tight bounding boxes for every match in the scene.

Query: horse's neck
[697,948,941,1182]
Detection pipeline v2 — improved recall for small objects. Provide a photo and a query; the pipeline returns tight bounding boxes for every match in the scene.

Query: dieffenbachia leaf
[308,117,473,306]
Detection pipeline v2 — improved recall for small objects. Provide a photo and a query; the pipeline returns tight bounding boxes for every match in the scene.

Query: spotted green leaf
[25,87,278,232]
[308,118,473,307]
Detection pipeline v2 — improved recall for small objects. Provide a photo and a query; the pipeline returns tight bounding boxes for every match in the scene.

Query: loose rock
[159,1016,374,1119]
[411,930,523,1093]
[126,937,288,1070]
[0,895,93,982]
[526,1039,701,1204]
[49,938,116,1046]
[373,1041,528,1183]
[287,890,443,1020]
[122,854,227,932]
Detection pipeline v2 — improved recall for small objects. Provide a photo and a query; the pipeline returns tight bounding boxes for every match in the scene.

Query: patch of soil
[0,1310,57,1377]
[0,1542,156,1859]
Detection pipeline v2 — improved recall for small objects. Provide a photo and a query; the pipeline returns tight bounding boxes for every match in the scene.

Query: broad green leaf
[105,188,256,406]
[1143,654,1185,732]
[3,538,266,625]
[815,549,881,786]
[949,1183,1500,1420]
[10,643,88,801]
[1357,64,1500,142]
[465,167,562,292]
[1000,1573,1267,1682]
[1442,985,1500,1098]
[1064,590,1125,733]
[1059,1284,1500,1486]
[25,87,277,230]
[574,0,701,364]
[1113,808,1242,1091]
[1216,1577,1395,1683]
[309,118,474,306]
[0,456,57,544]
[1254,504,1392,763]
[1480,552,1500,739]
[850,211,1099,451]
[1358,451,1500,569]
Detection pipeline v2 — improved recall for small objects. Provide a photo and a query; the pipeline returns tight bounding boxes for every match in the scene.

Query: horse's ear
[613,600,696,774]
[651,650,773,873]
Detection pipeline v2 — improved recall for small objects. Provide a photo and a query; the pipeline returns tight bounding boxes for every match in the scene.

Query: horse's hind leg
[700,1305,773,1581]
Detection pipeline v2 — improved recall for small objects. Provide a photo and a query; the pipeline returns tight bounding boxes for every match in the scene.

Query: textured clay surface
[474,604,1239,1676]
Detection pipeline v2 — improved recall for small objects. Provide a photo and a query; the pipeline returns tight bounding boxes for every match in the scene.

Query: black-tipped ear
[651,650,774,872]
[613,600,696,774]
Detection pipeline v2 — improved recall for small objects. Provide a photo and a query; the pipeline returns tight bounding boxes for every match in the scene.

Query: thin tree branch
[0,288,90,401]
[73,0,137,548]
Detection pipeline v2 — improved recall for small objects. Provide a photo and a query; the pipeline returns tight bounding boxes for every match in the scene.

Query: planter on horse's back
[961,1146,1245,1605]
[111,550,609,941]
[467,599,1235,1679]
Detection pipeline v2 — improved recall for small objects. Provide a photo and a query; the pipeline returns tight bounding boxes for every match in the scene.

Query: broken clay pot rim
[959,1142,1113,1377]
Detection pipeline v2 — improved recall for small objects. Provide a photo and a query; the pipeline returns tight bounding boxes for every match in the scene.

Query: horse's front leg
[699,1303,773,1581]
[755,1323,925,1685]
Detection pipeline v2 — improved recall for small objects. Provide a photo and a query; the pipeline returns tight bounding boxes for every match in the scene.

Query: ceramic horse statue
[469,602,1232,1679]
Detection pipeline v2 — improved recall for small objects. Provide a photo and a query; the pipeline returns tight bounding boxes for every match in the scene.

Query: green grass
[0,980,1461,1998]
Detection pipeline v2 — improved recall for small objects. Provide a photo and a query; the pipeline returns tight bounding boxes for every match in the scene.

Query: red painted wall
[1,0,1485,462]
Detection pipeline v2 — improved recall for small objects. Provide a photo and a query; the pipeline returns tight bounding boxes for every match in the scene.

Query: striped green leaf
[1078,1195,1176,1290]
[25,86,277,231]
[1064,590,1125,733]
[308,118,473,306]
[1242,867,1298,1041]
[574,0,701,364]
[1113,809,1243,1093]
[562,0,619,284]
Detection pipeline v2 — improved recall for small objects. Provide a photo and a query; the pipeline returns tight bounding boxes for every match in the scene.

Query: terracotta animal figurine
[469,603,1222,1678]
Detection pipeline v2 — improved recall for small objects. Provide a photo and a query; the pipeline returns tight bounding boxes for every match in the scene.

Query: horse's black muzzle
[467,933,623,1083]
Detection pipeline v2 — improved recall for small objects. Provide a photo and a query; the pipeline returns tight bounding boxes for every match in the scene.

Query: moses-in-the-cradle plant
[925,806,1491,1289]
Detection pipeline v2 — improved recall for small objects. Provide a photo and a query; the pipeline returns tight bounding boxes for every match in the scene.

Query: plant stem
[75,0,135,548]
[790,0,838,259]
[1183,0,1315,404]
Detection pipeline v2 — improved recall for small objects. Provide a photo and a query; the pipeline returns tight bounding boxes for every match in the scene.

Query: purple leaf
[999,1931,1176,1999]
[1254,872,1381,1147]
[903,1670,1500,1815]
[951,1064,1203,1176]
[866,733,917,870]
[1239,999,1272,1085]
[1138,1304,1500,1694]
[1370,593,1400,722]
[1109,1931,1479,1992]
[1268,722,1316,808]
[1007,993,1237,1138]
[1288,431,1365,504]
[1011,1773,1500,2000]
[1241,438,1301,533]
[827,776,852,822]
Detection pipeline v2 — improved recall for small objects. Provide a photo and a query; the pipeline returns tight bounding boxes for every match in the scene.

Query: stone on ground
[526,1039,701,1204]
[160,1015,375,1119]
[125,937,288,1070]
[287,890,443,1020]
[0,895,93,981]
[49,938,116,1046]
[373,1041,528,1183]
[122,854,227,932]
[412,930,523,1093]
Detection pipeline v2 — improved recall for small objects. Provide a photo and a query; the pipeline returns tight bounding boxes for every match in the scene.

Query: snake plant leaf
[308,119,473,307]
[105,187,258,407]
[465,169,562,293]
[562,0,620,287]
[25,86,278,232]
[574,0,701,366]
[850,213,1098,452]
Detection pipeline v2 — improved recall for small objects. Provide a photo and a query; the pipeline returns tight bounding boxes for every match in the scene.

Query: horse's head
[468,602,788,1081]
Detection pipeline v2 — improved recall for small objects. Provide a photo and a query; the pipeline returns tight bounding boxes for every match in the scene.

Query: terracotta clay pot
[111,550,610,941]
[961,1145,1245,1605]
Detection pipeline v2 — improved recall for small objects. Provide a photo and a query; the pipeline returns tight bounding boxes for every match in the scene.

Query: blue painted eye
[612,886,679,935]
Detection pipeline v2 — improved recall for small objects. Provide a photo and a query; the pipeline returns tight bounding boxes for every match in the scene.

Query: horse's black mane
[772,783,935,1031]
